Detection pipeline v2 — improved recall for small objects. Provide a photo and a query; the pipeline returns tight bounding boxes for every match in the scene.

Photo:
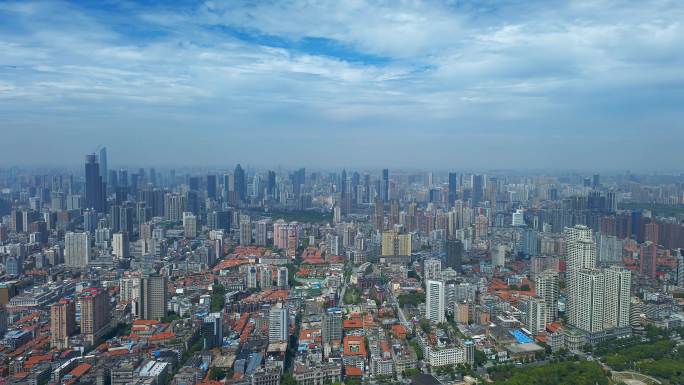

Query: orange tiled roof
[343,335,366,357]
[133,319,159,326]
[546,322,562,333]
[213,258,249,271]
[149,331,175,341]
[346,367,363,376]
[69,363,92,378]
[343,319,363,329]
[392,324,407,338]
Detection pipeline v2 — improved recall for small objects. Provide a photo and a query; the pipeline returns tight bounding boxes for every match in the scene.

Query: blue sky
[0,0,682,170]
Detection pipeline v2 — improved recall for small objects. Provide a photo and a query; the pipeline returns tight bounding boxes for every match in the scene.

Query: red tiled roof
[346,367,363,376]
[69,363,92,378]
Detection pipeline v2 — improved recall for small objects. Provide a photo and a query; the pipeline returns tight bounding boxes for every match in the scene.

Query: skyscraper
[277,266,289,288]
[493,244,506,268]
[99,146,107,186]
[381,230,411,256]
[525,296,548,334]
[575,268,605,333]
[535,270,559,321]
[322,307,343,343]
[51,298,76,349]
[138,274,168,321]
[426,280,445,323]
[389,199,400,228]
[112,232,129,259]
[234,164,246,204]
[65,232,90,267]
[255,219,269,246]
[676,249,684,288]
[381,169,389,202]
[603,266,631,329]
[246,265,258,289]
[471,174,484,206]
[445,239,463,272]
[269,303,289,342]
[164,193,185,222]
[206,174,217,200]
[424,259,442,281]
[639,241,657,279]
[202,312,223,349]
[373,197,384,231]
[183,212,197,239]
[448,172,458,207]
[240,216,251,245]
[80,287,110,345]
[260,265,273,289]
[85,154,106,212]
[266,170,276,198]
[340,169,351,215]
[290,167,305,198]
[565,225,596,327]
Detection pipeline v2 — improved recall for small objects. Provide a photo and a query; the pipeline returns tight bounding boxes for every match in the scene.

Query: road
[387,287,412,330]
[338,262,360,307]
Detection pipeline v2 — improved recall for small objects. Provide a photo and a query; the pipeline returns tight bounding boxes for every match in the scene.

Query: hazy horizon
[1,1,683,170]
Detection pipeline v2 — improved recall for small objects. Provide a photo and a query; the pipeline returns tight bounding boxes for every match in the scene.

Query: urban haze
[1,2,684,385]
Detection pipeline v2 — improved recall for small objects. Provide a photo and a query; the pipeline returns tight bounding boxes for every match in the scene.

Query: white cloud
[0,0,682,169]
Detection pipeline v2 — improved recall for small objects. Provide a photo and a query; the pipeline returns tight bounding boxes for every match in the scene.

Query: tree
[409,340,424,360]
[210,284,226,312]
[281,373,297,385]
[474,349,487,367]
[207,367,225,380]
[419,318,431,334]
[398,292,425,307]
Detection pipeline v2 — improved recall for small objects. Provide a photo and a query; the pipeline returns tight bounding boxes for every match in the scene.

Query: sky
[0,0,682,171]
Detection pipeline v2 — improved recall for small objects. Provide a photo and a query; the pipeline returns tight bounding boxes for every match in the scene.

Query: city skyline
[1,144,684,384]
[1,0,683,170]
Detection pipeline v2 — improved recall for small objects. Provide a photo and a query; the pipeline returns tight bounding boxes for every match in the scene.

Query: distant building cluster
[0,149,683,384]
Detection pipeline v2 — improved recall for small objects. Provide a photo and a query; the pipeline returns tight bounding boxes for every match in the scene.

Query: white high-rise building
[182,212,197,239]
[269,303,289,342]
[525,296,548,334]
[164,193,184,222]
[424,259,442,281]
[246,265,258,289]
[426,280,445,324]
[255,219,269,246]
[565,225,596,327]
[603,266,631,329]
[112,232,129,259]
[512,209,525,226]
[535,270,559,321]
[598,234,622,263]
[120,276,141,303]
[575,268,605,333]
[64,232,90,267]
[260,265,272,289]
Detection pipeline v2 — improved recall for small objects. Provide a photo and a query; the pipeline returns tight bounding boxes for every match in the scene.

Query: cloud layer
[0,0,682,170]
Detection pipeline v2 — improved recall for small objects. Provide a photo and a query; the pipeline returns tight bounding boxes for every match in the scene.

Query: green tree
[207,367,225,380]
[210,284,226,312]
[281,373,297,385]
